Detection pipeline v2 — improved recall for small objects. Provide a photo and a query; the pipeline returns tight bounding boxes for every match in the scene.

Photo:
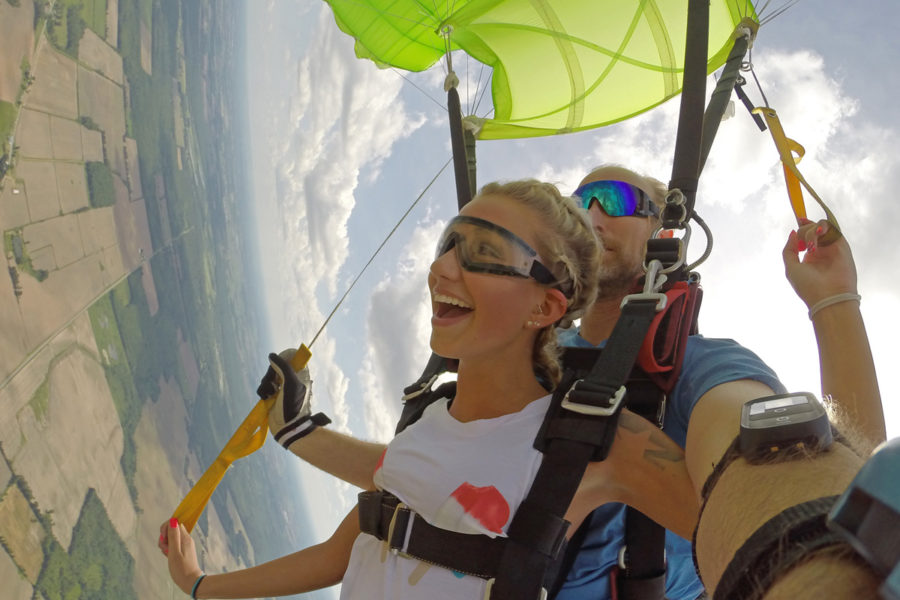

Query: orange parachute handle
[171,344,312,532]
[752,107,842,245]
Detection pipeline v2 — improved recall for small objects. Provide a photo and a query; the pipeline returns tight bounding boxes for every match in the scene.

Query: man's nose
[589,205,611,230]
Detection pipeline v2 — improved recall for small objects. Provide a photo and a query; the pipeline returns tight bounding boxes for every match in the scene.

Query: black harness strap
[489,296,664,600]
[396,352,456,434]
[358,490,509,578]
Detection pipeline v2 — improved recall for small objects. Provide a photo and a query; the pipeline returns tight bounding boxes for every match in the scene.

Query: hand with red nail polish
[160,518,204,594]
[783,223,857,309]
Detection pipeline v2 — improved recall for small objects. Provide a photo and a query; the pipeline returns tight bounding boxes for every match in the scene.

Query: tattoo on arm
[618,412,685,470]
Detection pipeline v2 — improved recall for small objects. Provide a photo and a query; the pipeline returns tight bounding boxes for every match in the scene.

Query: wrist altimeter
[740,392,832,462]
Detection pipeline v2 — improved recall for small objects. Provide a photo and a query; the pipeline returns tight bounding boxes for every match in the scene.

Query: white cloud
[269,5,424,339]
[520,46,899,437]
[357,219,447,441]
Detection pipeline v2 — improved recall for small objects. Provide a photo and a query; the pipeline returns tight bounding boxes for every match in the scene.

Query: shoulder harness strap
[396,352,457,434]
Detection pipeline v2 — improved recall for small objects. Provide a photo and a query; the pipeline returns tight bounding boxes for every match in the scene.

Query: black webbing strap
[397,352,456,434]
[734,79,766,131]
[666,0,709,228]
[448,86,473,210]
[358,490,508,579]
[489,297,663,600]
[699,32,751,173]
[619,507,668,600]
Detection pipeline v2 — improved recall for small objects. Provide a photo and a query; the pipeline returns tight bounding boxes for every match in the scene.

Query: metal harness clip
[561,381,626,417]
[386,501,412,558]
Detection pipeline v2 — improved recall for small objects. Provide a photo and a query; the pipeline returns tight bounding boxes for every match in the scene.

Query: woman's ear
[538,288,568,325]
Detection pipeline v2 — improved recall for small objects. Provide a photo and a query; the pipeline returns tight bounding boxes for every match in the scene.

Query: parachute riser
[698,19,759,173]
[441,24,476,209]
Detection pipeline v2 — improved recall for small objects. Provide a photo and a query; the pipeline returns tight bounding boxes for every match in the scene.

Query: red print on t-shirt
[449,482,510,534]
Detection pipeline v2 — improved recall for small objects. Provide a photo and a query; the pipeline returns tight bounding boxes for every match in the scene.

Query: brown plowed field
[0,2,34,103]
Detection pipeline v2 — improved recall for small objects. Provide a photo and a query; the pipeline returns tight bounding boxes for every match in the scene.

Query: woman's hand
[159,518,204,594]
[782,219,857,309]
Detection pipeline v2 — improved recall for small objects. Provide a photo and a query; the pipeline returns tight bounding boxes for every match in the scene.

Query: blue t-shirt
[555,329,785,600]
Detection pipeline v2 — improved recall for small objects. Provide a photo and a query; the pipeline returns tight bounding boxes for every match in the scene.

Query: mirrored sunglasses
[572,180,660,218]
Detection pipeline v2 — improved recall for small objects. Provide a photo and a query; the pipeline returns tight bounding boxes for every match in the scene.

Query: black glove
[257,349,331,449]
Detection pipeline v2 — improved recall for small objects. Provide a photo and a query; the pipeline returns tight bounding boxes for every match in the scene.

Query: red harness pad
[637,281,703,392]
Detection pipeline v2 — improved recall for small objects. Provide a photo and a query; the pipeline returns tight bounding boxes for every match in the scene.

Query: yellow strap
[752,107,842,245]
[172,344,312,532]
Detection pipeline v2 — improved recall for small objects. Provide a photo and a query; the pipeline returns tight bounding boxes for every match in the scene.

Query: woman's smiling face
[428,193,551,362]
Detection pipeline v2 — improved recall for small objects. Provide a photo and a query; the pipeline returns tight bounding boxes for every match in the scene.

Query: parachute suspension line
[390,68,447,112]
[743,46,770,108]
[472,67,491,117]
[308,159,453,347]
[466,52,478,106]
[441,25,454,76]
[759,1,801,26]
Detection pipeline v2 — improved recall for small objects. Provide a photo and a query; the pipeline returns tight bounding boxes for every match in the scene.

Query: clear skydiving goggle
[435,215,570,295]
[572,180,660,218]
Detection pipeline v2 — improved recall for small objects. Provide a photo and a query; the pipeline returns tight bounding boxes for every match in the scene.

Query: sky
[244,1,900,591]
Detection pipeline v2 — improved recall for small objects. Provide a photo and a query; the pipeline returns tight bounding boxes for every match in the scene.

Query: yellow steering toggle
[171,344,312,532]
[753,107,842,246]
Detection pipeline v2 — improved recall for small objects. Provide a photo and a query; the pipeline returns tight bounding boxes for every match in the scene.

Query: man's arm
[685,379,878,598]
[575,409,698,539]
[285,428,386,491]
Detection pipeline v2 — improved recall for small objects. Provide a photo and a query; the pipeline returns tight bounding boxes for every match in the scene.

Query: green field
[35,489,136,600]
[87,292,143,505]
[0,101,16,142]
[85,161,116,208]
[81,0,107,35]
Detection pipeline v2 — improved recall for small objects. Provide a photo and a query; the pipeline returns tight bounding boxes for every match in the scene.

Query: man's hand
[257,349,330,448]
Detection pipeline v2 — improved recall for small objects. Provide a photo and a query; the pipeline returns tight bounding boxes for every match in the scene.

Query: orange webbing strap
[171,344,312,532]
[753,107,842,245]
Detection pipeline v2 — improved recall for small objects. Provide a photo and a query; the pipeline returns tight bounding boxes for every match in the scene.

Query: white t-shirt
[340,395,551,599]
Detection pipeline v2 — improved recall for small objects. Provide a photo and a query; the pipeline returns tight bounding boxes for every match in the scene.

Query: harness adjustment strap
[507,500,570,559]
[645,238,682,265]
[616,572,668,600]
[358,491,507,579]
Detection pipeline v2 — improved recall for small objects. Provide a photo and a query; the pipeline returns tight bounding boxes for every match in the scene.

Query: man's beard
[594,236,642,300]
[596,260,642,300]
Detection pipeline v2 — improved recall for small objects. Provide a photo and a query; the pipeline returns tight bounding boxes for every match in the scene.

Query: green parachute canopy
[325,0,757,139]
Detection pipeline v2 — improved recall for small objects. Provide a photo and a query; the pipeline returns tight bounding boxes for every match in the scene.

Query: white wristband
[808,293,861,319]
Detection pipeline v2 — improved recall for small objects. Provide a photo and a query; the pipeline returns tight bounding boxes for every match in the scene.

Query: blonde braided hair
[478,180,601,387]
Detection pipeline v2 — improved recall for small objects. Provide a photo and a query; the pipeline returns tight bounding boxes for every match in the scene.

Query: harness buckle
[622,259,668,312]
[561,381,626,417]
[386,501,412,558]
[401,373,439,401]
[620,292,667,312]
[617,545,667,572]
[483,578,547,600]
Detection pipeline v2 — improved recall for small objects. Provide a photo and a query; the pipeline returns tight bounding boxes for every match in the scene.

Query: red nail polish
[170,518,178,528]
[797,239,807,252]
